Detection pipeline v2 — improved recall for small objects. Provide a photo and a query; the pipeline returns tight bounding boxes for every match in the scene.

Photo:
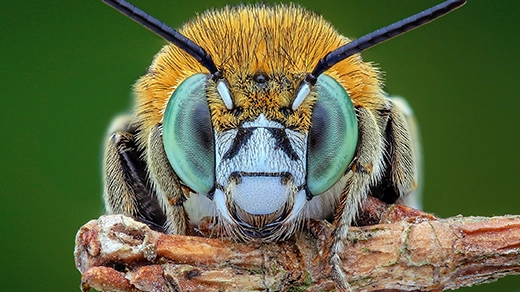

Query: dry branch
[74,200,520,291]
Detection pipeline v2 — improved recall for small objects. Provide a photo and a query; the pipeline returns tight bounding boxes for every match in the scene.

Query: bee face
[102,1,465,242]
[132,5,368,240]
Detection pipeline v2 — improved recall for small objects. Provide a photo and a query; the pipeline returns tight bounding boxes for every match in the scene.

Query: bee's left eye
[162,74,215,194]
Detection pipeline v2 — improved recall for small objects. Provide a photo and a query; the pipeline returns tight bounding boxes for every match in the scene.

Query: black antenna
[306,0,466,85]
[103,0,219,76]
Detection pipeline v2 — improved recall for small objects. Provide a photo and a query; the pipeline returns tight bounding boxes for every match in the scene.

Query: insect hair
[103,0,466,85]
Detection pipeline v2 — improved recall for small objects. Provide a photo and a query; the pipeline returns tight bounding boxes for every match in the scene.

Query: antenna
[102,0,219,76]
[306,0,466,85]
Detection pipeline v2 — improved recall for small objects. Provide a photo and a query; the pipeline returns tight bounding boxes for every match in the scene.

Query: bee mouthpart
[213,180,308,241]
[232,202,288,237]
[211,171,310,240]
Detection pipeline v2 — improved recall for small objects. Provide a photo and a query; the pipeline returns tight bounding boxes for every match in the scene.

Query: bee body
[101,1,464,289]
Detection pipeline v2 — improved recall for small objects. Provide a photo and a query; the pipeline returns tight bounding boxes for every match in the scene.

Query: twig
[74,200,520,291]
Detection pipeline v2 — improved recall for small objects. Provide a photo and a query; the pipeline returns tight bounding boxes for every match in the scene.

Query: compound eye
[162,74,215,194]
[307,75,358,195]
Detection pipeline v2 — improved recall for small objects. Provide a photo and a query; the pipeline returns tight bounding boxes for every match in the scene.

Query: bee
[102,0,465,289]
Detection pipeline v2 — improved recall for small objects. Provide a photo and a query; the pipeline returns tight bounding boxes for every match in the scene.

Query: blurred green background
[1,0,519,291]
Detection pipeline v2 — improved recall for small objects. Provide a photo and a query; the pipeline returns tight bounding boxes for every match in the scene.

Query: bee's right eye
[162,74,215,194]
[306,75,358,195]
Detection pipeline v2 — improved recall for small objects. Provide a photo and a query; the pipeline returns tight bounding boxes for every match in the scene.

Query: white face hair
[212,114,308,240]
[209,77,314,239]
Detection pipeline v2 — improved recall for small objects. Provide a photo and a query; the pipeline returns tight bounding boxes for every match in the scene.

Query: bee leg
[330,107,386,291]
[370,98,419,208]
[103,117,167,231]
[390,97,422,208]
[145,124,188,235]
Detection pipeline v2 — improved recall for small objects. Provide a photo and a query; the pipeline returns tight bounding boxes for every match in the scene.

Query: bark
[74,198,520,291]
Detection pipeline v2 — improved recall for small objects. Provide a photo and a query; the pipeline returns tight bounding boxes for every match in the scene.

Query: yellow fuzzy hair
[133,4,384,145]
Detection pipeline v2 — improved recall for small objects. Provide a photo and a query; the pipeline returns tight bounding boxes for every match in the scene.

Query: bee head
[103,0,466,241]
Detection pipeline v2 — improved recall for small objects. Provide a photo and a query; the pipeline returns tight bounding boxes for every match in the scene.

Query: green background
[1,0,519,291]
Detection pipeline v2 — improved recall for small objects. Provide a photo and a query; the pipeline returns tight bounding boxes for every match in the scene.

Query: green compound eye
[307,75,358,195]
[162,74,215,194]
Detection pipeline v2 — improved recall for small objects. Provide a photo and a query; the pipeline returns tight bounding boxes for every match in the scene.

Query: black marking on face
[222,127,300,161]
[222,127,254,160]
[228,171,293,185]
[266,128,299,161]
